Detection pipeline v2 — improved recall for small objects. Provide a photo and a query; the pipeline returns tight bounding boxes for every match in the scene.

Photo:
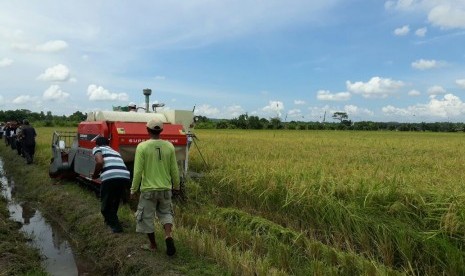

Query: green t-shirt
[131,139,180,193]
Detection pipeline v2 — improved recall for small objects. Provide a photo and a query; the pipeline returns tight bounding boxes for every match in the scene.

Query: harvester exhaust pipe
[143,88,152,113]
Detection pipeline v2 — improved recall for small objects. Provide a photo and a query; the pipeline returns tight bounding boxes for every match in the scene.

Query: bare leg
[163,223,173,239]
[147,233,157,250]
[163,223,176,256]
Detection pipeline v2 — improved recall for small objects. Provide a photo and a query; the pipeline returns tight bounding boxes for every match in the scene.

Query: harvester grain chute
[49,89,197,199]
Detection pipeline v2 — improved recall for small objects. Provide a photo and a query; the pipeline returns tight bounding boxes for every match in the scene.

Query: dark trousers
[16,140,22,156]
[10,138,16,149]
[23,143,35,164]
[100,178,128,231]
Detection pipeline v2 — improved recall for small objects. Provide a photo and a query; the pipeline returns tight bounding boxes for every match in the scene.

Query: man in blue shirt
[92,137,131,233]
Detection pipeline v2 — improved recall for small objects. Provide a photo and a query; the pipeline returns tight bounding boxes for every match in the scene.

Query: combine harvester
[49,89,196,196]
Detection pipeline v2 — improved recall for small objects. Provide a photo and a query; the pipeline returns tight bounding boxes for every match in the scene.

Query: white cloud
[425,94,464,117]
[346,76,405,98]
[383,93,465,119]
[12,40,68,52]
[37,64,71,82]
[155,75,166,80]
[294,100,306,105]
[344,105,374,117]
[411,59,440,70]
[226,105,245,118]
[394,25,410,36]
[262,100,284,117]
[455,79,465,89]
[43,85,70,101]
[408,89,421,96]
[316,90,351,101]
[36,40,68,52]
[427,85,446,95]
[287,109,302,119]
[0,58,13,67]
[382,105,413,117]
[12,95,36,104]
[87,84,129,101]
[386,1,465,29]
[194,104,220,116]
[415,27,427,37]
[385,0,415,10]
[428,4,465,29]
[307,105,336,121]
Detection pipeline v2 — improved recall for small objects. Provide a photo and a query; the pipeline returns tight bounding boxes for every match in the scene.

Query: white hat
[146,118,164,130]
[128,102,136,108]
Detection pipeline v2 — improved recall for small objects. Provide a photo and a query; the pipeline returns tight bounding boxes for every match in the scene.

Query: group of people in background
[0,119,37,164]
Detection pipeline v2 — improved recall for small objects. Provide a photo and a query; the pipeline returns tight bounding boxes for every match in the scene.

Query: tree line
[0,109,86,127]
[1,109,463,132]
[195,114,465,132]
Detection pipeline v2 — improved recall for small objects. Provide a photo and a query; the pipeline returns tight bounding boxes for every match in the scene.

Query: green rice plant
[177,206,400,275]
[177,223,293,276]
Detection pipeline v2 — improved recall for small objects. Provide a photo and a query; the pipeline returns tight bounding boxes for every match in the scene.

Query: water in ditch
[0,158,98,276]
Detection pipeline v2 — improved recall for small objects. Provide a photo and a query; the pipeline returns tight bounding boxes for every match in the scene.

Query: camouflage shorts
[135,190,173,233]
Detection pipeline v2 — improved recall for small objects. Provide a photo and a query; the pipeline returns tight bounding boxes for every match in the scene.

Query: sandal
[140,244,156,252]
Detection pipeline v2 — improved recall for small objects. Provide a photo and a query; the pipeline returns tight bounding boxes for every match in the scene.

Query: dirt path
[0,145,226,276]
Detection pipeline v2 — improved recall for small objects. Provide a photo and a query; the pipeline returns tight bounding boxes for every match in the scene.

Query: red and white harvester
[49,89,194,194]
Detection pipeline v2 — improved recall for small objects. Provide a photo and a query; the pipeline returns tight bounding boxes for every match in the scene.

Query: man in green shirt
[130,118,180,256]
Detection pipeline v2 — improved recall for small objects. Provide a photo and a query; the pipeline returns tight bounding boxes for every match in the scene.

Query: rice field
[33,127,465,275]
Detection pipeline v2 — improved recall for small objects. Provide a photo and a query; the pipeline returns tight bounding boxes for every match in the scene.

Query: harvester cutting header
[49,89,195,192]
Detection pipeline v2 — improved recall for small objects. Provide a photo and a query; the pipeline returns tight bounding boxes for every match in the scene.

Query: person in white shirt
[128,102,137,112]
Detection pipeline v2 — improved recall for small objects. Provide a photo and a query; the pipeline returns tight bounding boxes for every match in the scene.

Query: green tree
[216,120,230,129]
[69,111,87,122]
[248,116,262,129]
[270,117,282,129]
[195,115,209,123]
[230,114,248,129]
[332,112,348,122]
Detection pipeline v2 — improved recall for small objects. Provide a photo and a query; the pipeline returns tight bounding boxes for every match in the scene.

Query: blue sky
[1,0,465,122]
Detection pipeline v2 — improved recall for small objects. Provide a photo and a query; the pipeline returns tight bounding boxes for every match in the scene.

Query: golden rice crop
[187,129,465,275]
[31,127,465,274]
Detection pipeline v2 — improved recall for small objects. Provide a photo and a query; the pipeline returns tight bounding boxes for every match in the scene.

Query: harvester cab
[49,89,195,197]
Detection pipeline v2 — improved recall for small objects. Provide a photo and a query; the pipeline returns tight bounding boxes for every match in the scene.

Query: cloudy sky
[1,0,465,122]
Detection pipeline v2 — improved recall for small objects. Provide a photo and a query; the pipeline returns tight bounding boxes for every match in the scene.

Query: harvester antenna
[143,88,152,113]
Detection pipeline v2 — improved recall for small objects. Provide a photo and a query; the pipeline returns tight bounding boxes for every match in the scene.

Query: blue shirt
[92,146,130,182]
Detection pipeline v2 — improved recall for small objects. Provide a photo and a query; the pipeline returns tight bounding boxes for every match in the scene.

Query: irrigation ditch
[0,157,99,275]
